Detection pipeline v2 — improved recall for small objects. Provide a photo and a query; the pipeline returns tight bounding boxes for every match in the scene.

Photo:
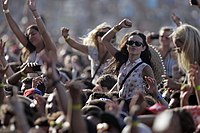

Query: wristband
[34,16,41,20]
[20,71,26,76]
[64,36,70,41]
[195,85,200,91]
[72,103,81,110]
[132,121,139,126]
[113,25,121,33]
[3,9,9,13]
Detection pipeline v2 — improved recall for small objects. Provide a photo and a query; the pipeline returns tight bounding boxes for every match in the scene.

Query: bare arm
[144,66,169,107]
[0,39,14,77]
[61,27,88,54]
[101,18,132,56]
[2,0,28,47]
[28,0,57,53]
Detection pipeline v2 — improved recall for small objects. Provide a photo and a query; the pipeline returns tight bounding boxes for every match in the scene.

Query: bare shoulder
[142,65,154,78]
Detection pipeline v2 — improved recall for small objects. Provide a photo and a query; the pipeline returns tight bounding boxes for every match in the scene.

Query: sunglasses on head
[126,40,143,47]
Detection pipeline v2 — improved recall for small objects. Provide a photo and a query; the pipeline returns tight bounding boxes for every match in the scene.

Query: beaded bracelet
[34,16,41,20]
[3,9,9,13]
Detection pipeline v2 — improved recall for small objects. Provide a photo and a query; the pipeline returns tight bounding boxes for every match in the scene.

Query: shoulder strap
[119,61,143,90]
[90,51,108,82]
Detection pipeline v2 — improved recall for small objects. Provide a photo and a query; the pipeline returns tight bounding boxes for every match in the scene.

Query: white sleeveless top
[118,58,148,100]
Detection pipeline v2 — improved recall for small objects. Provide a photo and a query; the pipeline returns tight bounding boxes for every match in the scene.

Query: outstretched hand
[118,18,132,29]
[171,13,182,26]
[144,76,158,96]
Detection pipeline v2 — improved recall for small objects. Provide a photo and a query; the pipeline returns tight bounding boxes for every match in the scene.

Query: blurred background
[0,0,200,39]
[0,0,199,66]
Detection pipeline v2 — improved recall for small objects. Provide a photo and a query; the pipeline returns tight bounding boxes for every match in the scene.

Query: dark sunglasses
[160,35,170,39]
[126,40,143,47]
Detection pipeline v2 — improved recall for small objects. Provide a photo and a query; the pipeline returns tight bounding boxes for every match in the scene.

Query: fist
[61,27,69,38]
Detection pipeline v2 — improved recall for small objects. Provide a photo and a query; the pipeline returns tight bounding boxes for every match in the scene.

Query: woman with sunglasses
[102,19,161,112]
[61,23,115,82]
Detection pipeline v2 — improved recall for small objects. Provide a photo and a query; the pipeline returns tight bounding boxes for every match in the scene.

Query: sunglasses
[126,40,143,47]
[160,35,170,39]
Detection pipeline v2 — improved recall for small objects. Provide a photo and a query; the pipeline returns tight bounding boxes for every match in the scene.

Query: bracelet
[64,36,70,41]
[113,25,121,33]
[3,9,9,13]
[20,71,26,76]
[72,103,81,110]
[195,85,200,91]
[34,16,41,20]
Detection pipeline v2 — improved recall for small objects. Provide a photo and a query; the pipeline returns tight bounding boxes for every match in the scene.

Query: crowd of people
[0,0,200,133]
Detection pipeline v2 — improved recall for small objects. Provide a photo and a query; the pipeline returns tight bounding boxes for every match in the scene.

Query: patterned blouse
[88,45,109,82]
[118,58,148,100]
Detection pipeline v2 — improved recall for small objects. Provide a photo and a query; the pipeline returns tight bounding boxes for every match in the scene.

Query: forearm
[15,109,30,133]
[3,12,27,46]
[64,37,88,54]
[0,56,14,78]
[0,85,5,106]
[195,90,200,105]
[71,99,88,133]
[101,26,119,56]
[32,10,57,52]
[7,70,24,85]
[55,82,69,115]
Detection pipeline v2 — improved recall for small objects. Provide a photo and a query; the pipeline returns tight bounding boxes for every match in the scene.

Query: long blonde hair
[82,22,111,47]
[172,24,200,72]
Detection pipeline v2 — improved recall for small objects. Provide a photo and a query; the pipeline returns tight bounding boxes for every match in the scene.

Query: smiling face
[26,28,43,47]
[126,35,146,55]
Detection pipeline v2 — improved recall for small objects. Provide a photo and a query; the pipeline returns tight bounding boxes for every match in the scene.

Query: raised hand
[144,76,158,96]
[171,13,182,26]
[118,18,132,29]
[2,0,9,10]
[61,27,70,38]
[27,0,37,11]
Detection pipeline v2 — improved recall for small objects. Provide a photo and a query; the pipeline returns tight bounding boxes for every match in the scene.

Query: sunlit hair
[106,30,152,74]
[159,26,173,35]
[82,22,111,47]
[172,24,200,72]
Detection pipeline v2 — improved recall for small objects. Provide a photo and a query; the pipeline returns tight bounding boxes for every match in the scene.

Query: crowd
[0,0,200,133]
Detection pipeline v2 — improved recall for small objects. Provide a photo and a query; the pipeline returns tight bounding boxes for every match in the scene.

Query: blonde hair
[82,22,111,47]
[159,26,173,35]
[172,24,200,72]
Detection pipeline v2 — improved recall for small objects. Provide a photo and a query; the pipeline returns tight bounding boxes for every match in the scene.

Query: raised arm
[171,13,183,27]
[0,39,14,78]
[61,27,88,54]
[2,0,28,47]
[101,18,132,56]
[27,0,57,53]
